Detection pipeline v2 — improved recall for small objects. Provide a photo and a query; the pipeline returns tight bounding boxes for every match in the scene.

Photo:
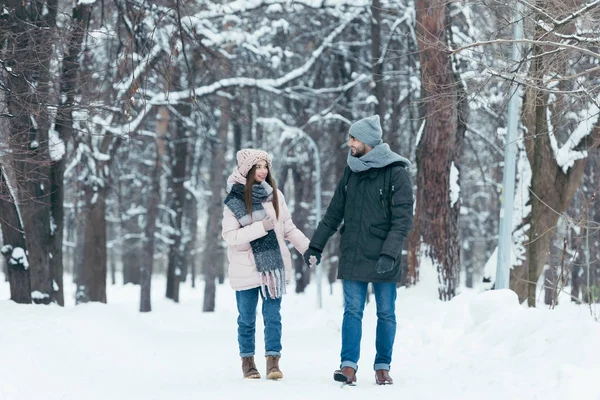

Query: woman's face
[253,160,269,182]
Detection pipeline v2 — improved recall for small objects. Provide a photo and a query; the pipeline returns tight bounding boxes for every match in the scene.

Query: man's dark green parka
[310,160,413,283]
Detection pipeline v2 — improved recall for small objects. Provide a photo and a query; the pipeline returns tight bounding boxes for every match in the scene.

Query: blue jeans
[236,287,282,358]
[340,280,397,371]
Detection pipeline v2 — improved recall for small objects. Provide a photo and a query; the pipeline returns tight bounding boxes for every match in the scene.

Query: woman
[222,148,309,380]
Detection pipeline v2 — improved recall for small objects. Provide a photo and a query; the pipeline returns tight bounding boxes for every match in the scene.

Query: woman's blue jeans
[340,280,397,371]
[236,287,282,358]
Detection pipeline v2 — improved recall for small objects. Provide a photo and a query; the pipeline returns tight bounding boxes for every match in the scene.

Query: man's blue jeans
[340,280,397,372]
[236,287,282,358]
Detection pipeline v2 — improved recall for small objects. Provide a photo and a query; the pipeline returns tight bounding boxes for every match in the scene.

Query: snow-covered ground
[1,267,599,400]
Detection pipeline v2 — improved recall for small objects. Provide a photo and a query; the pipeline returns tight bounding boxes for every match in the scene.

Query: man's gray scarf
[223,181,286,299]
[347,143,411,172]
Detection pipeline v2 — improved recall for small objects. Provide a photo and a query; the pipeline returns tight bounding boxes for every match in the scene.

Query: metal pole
[585,206,590,302]
[304,135,322,308]
[268,118,322,307]
[495,1,523,290]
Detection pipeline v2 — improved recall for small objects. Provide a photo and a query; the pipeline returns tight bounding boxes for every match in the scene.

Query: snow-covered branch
[186,0,368,22]
[486,69,590,94]
[288,73,370,95]
[451,39,600,60]
[115,45,166,100]
[549,94,600,173]
[521,0,600,28]
[377,14,411,65]
[98,14,359,137]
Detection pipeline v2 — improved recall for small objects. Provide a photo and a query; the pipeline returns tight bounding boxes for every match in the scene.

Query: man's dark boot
[241,356,261,379]
[266,355,283,380]
[333,366,357,384]
[375,369,393,385]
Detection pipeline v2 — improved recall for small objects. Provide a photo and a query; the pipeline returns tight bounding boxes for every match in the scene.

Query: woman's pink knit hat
[236,148,272,177]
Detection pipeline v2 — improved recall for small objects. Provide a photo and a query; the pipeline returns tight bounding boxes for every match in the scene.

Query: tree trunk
[291,165,313,293]
[371,0,385,125]
[0,168,31,303]
[187,137,204,289]
[165,102,190,302]
[510,21,600,305]
[202,96,229,312]
[184,192,198,289]
[3,1,59,305]
[49,161,65,305]
[409,0,461,300]
[76,188,107,303]
[50,2,91,306]
[140,107,167,312]
[121,212,142,285]
[140,148,161,312]
[543,266,556,306]
[119,159,143,286]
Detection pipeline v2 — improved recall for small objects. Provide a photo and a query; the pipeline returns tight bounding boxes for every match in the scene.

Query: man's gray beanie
[349,115,383,147]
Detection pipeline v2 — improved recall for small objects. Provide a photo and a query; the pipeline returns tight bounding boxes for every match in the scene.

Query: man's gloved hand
[303,247,322,269]
[375,255,395,274]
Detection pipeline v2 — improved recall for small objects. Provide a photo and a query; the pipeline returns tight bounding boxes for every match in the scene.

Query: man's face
[348,136,371,157]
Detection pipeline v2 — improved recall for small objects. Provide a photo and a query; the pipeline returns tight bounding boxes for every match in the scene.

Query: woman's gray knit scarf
[223,181,286,299]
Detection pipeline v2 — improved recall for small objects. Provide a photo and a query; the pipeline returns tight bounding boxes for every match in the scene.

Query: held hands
[262,216,275,231]
[303,247,322,269]
[375,255,395,274]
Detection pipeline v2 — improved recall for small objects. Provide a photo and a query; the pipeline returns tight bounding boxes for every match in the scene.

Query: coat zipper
[380,188,386,218]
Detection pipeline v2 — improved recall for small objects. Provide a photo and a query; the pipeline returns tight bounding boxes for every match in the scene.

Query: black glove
[375,255,395,274]
[303,246,322,268]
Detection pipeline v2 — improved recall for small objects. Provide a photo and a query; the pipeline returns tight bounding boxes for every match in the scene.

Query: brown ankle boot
[266,355,283,380]
[333,366,357,384]
[241,356,261,379]
[375,369,393,385]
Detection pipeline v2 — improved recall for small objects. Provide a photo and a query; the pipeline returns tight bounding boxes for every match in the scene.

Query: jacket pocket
[362,226,388,260]
[369,225,389,240]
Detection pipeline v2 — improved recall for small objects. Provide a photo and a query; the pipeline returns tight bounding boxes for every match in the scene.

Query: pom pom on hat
[236,148,272,177]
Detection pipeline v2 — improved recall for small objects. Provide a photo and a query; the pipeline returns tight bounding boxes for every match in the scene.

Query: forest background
[1,0,599,313]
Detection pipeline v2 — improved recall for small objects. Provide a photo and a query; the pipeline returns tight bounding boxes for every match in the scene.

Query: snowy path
[1,273,599,400]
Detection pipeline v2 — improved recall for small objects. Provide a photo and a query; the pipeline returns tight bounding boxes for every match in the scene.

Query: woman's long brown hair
[244,165,279,219]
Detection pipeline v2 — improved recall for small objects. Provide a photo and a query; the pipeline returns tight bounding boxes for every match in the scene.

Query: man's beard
[351,146,366,157]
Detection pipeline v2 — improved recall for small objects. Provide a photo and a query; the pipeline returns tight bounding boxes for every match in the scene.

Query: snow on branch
[187,0,368,21]
[451,39,600,60]
[195,18,289,51]
[520,0,600,28]
[549,94,600,173]
[0,166,23,229]
[486,69,589,94]
[256,117,306,143]
[377,14,411,65]
[115,45,166,100]
[288,72,369,95]
[102,14,358,137]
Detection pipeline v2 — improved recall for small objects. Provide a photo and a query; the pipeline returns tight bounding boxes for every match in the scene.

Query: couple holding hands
[221,115,413,386]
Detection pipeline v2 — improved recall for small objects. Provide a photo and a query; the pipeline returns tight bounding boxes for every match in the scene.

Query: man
[304,115,413,385]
